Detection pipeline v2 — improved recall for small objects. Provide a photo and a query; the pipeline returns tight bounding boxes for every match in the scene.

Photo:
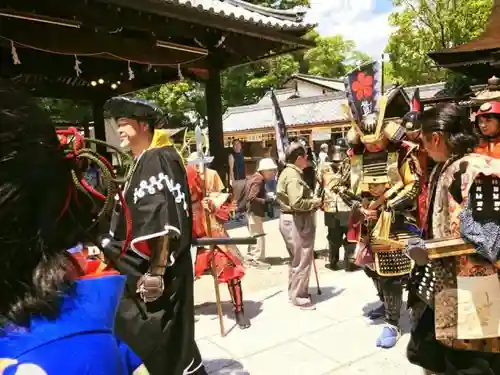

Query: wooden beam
[1,43,204,89]
[16,81,116,100]
[3,0,312,69]
[4,0,213,47]
[0,18,208,68]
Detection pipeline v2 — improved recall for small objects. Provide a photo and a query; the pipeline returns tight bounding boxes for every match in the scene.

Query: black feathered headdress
[402,88,422,132]
[103,96,166,129]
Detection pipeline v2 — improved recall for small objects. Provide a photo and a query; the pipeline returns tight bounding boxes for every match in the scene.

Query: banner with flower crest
[343,61,382,133]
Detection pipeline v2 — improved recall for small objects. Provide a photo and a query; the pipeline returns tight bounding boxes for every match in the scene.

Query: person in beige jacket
[276,142,321,310]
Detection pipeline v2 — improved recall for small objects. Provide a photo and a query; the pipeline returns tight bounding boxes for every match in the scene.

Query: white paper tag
[456,274,500,339]
[87,246,101,256]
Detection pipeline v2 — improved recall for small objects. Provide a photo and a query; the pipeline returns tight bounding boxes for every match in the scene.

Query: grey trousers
[279,212,316,306]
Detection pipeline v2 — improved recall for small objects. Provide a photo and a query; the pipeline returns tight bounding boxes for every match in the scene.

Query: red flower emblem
[352,72,373,100]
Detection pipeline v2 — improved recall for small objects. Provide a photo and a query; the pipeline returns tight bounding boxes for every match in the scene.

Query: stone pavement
[193,212,424,375]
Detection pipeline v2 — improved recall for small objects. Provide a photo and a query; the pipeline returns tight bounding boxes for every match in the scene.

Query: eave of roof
[110,0,315,31]
[288,73,345,91]
[428,0,500,63]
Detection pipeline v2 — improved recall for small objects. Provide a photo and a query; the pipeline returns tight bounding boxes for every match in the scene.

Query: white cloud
[306,0,396,59]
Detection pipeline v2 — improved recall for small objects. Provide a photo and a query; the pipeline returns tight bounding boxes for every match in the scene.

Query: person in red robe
[186,165,251,329]
[474,100,500,158]
[472,76,500,158]
[401,88,432,233]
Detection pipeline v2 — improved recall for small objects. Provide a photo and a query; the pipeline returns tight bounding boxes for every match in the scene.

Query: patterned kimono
[407,154,500,374]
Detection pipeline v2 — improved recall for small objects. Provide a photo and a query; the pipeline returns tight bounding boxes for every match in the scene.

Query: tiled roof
[165,0,313,30]
[292,74,345,91]
[404,82,446,100]
[223,92,348,132]
[257,88,298,105]
[223,82,448,133]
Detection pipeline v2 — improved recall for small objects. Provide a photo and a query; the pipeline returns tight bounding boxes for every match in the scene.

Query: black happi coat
[112,146,205,375]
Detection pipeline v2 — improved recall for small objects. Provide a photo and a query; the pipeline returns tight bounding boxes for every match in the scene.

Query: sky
[306,0,396,59]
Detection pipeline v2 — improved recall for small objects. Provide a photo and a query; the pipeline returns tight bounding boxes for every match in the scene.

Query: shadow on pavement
[204,359,248,375]
[311,286,345,304]
[195,300,263,321]
[363,300,412,333]
[362,300,382,316]
[266,256,290,265]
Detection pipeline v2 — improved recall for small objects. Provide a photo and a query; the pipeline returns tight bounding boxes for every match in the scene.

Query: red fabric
[476,101,500,116]
[71,249,119,280]
[347,214,361,243]
[474,138,500,158]
[133,240,152,257]
[187,165,245,283]
[195,249,245,283]
[416,148,429,232]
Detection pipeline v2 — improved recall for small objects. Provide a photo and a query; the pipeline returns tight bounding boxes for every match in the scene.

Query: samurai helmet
[331,138,347,162]
[343,61,405,146]
[104,96,166,129]
[402,88,423,133]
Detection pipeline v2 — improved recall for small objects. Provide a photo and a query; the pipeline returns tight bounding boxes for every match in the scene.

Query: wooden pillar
[205,64,226,181]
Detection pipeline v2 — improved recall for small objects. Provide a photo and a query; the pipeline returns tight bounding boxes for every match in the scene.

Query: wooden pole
[200,166,226,337]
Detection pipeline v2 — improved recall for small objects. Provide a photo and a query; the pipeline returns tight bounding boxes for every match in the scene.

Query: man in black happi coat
[104,96,207,375]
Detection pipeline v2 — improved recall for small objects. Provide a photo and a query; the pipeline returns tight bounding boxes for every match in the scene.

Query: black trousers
[407,305,500,375]
[115,253,207,375]
[364,267,403,326]
[325,212,355,265]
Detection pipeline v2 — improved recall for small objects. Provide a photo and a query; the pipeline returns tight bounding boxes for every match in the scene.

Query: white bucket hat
[257,157,278,172]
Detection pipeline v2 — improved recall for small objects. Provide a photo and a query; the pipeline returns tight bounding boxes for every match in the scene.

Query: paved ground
[193,212,423,375]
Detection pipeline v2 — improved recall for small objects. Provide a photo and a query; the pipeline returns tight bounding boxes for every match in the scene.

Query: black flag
[271,89,289,164]
[343,60,383,134]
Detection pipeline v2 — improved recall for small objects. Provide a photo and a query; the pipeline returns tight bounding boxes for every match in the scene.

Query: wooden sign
[246,134,263,142]
[312,128,332,141]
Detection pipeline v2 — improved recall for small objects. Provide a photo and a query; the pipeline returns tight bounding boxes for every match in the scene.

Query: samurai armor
[372,236,413,277]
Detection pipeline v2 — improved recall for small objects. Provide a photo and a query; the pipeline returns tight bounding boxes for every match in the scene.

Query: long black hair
[420,103,478,156]
[0,80,101,328]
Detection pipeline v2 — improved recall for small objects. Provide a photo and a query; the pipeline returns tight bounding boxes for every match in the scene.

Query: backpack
[232,178,249,213]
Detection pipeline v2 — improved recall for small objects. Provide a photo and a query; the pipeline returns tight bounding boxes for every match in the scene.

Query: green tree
[136,80,206,128]
[245,0,309,9]
[37,98,92,123]
[381,60,400,86]
[304,35,355,77]
[386,0,492,85]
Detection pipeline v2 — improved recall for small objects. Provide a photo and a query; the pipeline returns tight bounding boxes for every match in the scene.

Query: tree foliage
[386,0,492,85]
[36,98,92,124]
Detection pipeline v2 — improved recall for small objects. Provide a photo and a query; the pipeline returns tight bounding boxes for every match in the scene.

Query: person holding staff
[276,142,321,310]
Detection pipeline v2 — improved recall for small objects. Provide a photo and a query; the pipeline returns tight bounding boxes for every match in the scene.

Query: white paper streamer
[11,40,21,65]
[74,55,82,77]
[128,61,135,80]
[177,64,183,81]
